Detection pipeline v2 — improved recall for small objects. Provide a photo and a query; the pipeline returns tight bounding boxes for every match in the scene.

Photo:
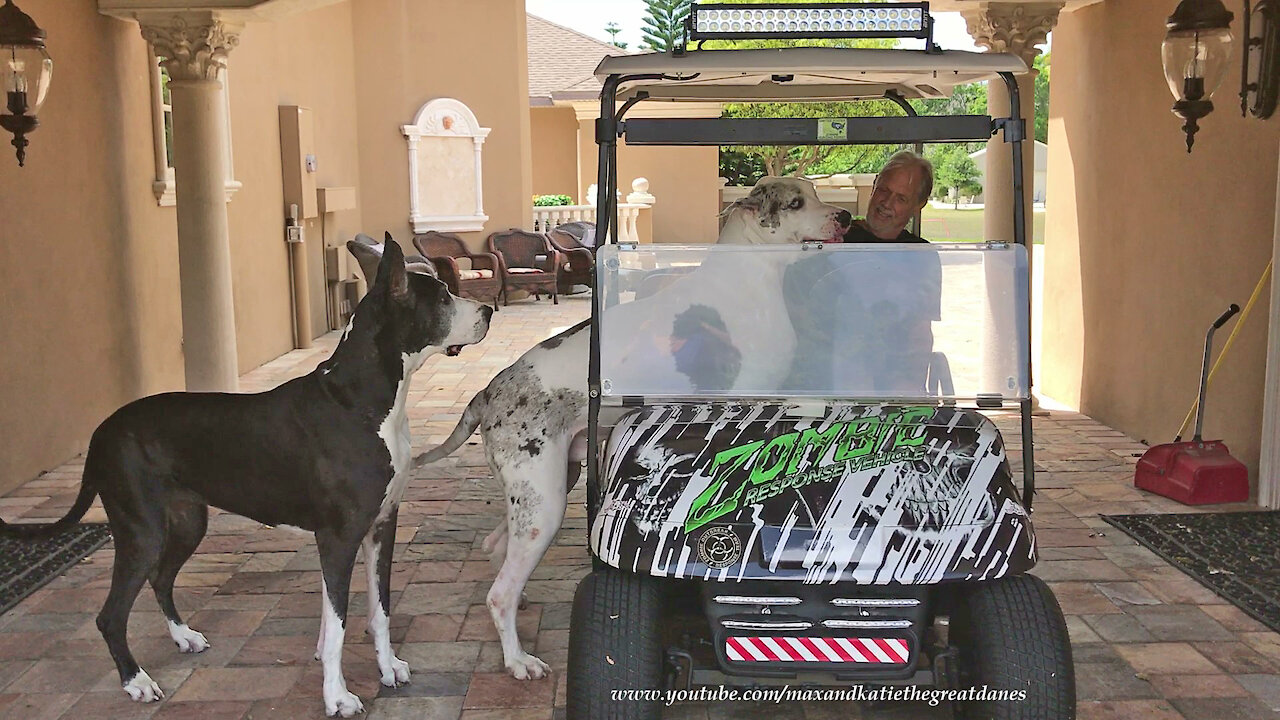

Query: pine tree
[641,0,692,52]
[604,22,628,49]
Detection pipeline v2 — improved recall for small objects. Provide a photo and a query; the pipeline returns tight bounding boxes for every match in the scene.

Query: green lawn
[917,206,1046,244]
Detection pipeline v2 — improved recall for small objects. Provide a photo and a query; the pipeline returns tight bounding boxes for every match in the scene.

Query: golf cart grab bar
[621,115,996,146]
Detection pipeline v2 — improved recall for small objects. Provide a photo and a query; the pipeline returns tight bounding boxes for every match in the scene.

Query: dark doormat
[1101,511,1280,634]
[0,523,112,616]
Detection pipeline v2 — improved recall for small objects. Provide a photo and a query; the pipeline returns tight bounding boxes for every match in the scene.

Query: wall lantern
[0,0,51,167]
[1163,0,1279,152]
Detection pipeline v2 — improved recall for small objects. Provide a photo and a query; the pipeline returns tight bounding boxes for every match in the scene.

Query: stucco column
[139,14,242,392]
[963,2,1060,402]
[963,3,1058,243]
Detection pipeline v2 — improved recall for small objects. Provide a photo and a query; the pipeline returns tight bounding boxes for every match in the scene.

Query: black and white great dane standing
[0,237,492,717]
[412,177,852,680]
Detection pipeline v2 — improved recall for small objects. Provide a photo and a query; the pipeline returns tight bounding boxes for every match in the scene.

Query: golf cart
[567,4,1075,718]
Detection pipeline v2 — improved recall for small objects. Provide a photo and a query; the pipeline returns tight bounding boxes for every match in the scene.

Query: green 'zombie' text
[684,408,935,534]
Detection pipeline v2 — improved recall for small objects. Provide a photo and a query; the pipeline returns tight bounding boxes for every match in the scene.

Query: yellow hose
[1175,259,1274,440]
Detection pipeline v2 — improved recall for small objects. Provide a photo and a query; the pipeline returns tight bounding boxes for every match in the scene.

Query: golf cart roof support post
[588,75,622,536]
[884,90,926,237]
[1000,69,1035,511]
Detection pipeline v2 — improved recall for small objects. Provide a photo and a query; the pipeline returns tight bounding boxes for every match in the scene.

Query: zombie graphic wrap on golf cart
[590,403,1035,584]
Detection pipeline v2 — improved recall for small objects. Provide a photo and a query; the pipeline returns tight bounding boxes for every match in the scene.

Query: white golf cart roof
[595,47,1027,102]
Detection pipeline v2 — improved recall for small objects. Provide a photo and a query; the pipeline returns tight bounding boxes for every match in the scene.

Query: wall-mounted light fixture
[0,0,51,167]
[1163,0,1278,152]
[1242,0,1278,119]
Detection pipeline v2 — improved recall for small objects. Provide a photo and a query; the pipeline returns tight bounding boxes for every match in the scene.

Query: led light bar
[689,2,931,41]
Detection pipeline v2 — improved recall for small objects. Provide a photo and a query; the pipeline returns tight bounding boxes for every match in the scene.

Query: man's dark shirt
[843,220,928,244]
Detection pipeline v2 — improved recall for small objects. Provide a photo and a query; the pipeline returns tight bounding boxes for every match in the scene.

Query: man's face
[865,166,927,239]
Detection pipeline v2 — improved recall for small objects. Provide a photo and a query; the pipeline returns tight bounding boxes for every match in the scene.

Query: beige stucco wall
[351,0,533,253]
[531,106,580,198]
[0,2,184,493]
[574,115,721,243]
[227,2,365,363]
[1044,1,1278,486]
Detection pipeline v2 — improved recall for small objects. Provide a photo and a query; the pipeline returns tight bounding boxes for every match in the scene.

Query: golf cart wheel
[951,574,1076,720]
[566,567,663,720]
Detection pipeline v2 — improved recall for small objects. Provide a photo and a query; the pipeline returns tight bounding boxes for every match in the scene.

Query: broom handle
[1175,260,1274,441]
[1193,305,1240,442]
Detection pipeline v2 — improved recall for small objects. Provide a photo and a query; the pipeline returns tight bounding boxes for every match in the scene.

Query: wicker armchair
[486,229,562,305]
[412,231,501,308]
[548,228,594,294]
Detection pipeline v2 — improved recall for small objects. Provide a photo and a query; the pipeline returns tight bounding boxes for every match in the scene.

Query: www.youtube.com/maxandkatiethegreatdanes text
[612,684,1028,707]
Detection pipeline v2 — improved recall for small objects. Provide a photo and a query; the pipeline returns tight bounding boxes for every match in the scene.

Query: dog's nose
[836,209,852,228]
[482,305,495,321]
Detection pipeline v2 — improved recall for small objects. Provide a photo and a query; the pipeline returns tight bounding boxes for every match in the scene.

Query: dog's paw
[324,689,364,717]
[123,669,164,702]
[380,656,411,687]
[168,622,209,653]
[518,592,529,611]
[507,652,551,680]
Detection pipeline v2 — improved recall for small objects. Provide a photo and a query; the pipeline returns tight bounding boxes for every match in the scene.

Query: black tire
[566,567,664,720]
[951,574,1076,720]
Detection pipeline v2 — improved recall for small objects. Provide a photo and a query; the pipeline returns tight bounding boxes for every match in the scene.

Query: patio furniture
[412,231,501,308]
[548,227,595,294]
[487,229,561,305]
[553,220,597,248]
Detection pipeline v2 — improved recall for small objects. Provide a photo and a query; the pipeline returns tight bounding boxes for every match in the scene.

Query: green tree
[1033,53,1050,144]
[604,22,628,49]
[927,143,982,208]
[640,0,692,52]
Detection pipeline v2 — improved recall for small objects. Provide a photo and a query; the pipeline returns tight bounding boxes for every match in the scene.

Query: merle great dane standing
[412,177,853,680]
[0,237,492,717]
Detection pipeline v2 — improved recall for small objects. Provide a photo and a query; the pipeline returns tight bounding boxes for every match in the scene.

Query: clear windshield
[597,243,1029,403]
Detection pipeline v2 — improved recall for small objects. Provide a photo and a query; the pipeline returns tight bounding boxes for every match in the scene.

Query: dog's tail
[0,469,98,537]
[413,393,484,469]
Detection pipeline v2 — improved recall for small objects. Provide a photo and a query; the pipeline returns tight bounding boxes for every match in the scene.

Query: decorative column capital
[136,13,243,82]
[961,2,1063,65]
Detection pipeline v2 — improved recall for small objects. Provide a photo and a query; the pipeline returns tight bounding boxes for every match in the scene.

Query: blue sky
[523,0,996,52]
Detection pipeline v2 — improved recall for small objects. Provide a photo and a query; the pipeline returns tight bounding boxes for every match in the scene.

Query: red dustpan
[1134,305,1249,505]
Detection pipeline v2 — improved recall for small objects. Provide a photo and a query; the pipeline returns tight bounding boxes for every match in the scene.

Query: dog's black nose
[836,209,853,228]
[482,305,495,320]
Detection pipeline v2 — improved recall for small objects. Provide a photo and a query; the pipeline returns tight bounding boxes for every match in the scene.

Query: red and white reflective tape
[725,636,909,664]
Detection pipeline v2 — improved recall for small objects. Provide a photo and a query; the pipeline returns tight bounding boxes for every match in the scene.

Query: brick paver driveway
[1,294,1278,719]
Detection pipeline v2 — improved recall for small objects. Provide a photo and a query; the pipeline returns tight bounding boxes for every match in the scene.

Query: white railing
[532,204,647,243]
[533,177,655,243]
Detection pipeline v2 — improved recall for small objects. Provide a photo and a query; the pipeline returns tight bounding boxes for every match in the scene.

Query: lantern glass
[3,44,51,115]
[1161,26,1233,102]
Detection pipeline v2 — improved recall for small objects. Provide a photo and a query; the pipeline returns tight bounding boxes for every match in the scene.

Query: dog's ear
[376,238,411,303]
[347,235,384,283]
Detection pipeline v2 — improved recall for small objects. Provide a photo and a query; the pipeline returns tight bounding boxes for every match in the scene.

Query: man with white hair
[844,149,934,243]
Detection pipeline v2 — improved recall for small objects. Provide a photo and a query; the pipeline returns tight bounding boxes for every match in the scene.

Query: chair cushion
[455,257,473,271]
[507,267,545,274]
[457,269,493,280]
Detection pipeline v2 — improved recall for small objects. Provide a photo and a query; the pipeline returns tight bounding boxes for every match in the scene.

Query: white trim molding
[401,98,490,234]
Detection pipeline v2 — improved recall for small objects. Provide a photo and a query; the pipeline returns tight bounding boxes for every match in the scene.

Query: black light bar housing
[687,2,933,42]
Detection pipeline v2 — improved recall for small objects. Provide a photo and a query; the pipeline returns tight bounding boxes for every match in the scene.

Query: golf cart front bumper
[699,580,930,682]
